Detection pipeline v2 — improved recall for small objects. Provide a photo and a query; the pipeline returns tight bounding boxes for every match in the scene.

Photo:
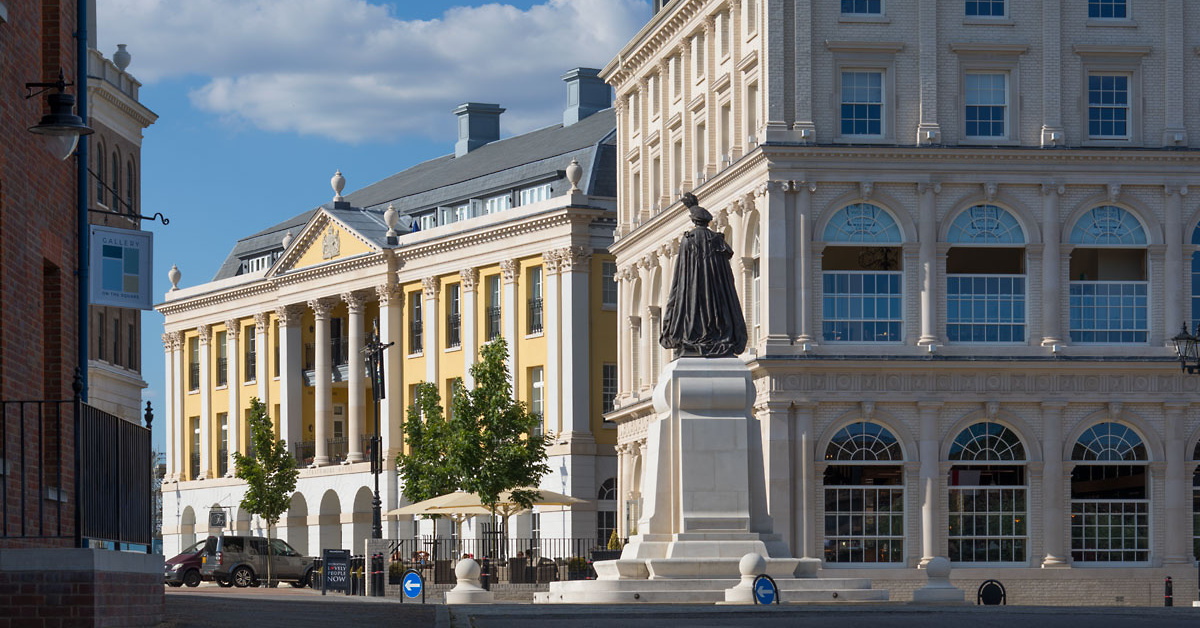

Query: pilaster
[223,320,240,477]
[197,324,212,480]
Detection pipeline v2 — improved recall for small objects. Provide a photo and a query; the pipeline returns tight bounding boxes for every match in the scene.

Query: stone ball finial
[566,158,583,193]
[168,264,181,291]
[384,204,398,237]
[331,170,346,202]
[282,230,294,249]
[925,556,951,580]
[738,553,766,577]
[455,558,481,582]
[113,44,131,72]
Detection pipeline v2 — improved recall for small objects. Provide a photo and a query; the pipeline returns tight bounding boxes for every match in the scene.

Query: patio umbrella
[385,492,493,553]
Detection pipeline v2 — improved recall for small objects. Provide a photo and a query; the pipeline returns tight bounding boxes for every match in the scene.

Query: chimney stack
[562,68,611,127]
[453,103,504,158]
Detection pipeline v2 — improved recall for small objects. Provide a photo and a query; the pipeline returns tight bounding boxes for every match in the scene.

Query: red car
[165,539,214,588]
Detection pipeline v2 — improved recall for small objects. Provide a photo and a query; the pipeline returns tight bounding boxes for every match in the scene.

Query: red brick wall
[0,568,164,628]
[1,0,82,546]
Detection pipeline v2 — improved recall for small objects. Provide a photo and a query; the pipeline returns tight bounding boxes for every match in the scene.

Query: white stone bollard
[723,553,767,604]
[911,557,964,603]
[444,558,495,604]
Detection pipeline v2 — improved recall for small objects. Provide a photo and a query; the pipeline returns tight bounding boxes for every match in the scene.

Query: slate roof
[211,109,616,282]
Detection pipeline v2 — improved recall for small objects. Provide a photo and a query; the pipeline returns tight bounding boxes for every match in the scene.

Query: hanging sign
[89,225,153,309]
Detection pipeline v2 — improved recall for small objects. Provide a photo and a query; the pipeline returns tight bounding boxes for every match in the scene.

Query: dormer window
[239,251,280,274]
[520,183,553,205]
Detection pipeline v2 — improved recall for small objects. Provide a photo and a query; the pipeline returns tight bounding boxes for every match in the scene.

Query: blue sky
[95,0,648,453]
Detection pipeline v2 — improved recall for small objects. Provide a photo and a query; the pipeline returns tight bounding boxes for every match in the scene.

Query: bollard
[1164,576,1173,607]
[480,558,491,591]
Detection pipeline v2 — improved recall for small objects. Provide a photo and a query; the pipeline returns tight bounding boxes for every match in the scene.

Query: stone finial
[282,230,294,249]
[566,158,583,193]
[445,558,494,604]
[331,170,346,202]
[384,204,398,238]
[168,264,181,291]
[113,44,131,72]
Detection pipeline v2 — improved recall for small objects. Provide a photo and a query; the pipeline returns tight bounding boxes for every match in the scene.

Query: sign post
[401,569,425,604]
[752,574,779,605]
[322,549,352,596]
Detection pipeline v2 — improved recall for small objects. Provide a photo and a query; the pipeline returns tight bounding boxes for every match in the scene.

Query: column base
[197,471,210,481]
[917,336,938,346]
[311,457,330,467]
[346,454,364,464]
[1041,555,1070,569]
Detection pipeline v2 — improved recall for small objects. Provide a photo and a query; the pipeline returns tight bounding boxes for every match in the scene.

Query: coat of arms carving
[322,227,340,260]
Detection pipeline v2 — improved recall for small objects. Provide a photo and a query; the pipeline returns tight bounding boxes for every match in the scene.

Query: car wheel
[232,566,255,588]
[289,571,309,589]
[216,578,233,588]
[167,581,183,588]
[183,570,202,588]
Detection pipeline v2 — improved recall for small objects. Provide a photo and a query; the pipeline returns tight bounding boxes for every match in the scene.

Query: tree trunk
[266,522,273,587]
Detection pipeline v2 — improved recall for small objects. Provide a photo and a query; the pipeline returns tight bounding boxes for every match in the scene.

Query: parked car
[200,535,315,588]
[164,539,209,588]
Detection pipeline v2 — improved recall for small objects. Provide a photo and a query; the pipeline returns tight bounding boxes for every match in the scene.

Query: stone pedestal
[911,557,965,604]
[444,559,494,604]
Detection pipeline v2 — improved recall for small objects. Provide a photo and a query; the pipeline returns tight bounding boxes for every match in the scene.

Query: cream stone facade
[158,71,621,558]
[604,0,1200,605]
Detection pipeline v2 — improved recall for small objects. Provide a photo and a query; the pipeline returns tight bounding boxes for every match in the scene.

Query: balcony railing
[487,306,501,340]
[188,363,200,391]
[216,357,228,387]
[303,341,350,371]
[292,440,315,466]
[375,536,620,586]
[447,315,461,348]
[217,447,228,476]
[328,437,349,464]
[528,298,543,334]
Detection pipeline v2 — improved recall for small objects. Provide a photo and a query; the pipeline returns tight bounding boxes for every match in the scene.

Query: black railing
[216,357,228,387]
[447,315,461,348]
[487,306,502,340]
[188,362,200,391]
[380,536,617,587]
[189,452,200,480]
[1,392,152,547]
[409,322,423,354]
[292,440,315,466]
[303,341,350,371]
[217,447,228,477]
[528,299,543,334]
[327,437,348,464]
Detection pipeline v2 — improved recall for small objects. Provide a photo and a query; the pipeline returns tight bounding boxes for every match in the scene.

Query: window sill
[1086,18,1137,28]
[602,304,618,311]
[963,16,1013,26]
[244,379,256,385]
[833,136,895,145]
[1081,138,1136,148]
[407,352,423,359]
[958,137,1019,147]
[838,14,891,24]
[445,345,462,353]
[273,376,280,381]
[215,385,228,391]
[187,389,199,395]
[525,332,545,340]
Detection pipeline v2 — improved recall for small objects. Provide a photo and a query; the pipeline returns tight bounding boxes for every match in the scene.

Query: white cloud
[98,0,648,143]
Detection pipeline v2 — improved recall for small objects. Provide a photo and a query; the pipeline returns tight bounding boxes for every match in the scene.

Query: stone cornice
[603,0,713,89]
[394,206,604,265]
[89,81,157,129]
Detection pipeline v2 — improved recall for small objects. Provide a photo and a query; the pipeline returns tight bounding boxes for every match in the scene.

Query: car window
[181,540,206,555]
[223,537,244,553]
[203,537,218,554]
[249,538,269,555]
[270,539,296,557]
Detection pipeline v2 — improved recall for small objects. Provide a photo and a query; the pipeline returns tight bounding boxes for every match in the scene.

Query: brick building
[606,0,1200,605]
[0,1,162,625]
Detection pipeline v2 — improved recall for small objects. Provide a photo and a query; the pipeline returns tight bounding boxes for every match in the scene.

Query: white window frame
[828,43,901,144]
[951,44,1026,145]
[1075,47,1147,147]
[839,0,890,23]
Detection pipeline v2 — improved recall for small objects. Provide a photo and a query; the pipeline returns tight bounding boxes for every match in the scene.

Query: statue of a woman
[659,193,747,358]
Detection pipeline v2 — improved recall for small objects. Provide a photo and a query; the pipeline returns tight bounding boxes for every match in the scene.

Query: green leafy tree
[453,338,550,519]
[397,382,462,506]
[233,398,299,587]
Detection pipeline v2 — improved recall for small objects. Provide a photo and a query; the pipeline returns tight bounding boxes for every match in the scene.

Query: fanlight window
[598,477,617,501]
[1071,422,1147,461]
[949,422,1026,461]
[1069,206,1147,246]
[823,204,903,243]
[825,421,903,461]
[946,205,1025,244]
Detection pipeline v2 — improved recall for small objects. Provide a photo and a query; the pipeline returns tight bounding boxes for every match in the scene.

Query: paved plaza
[161,587,1200,628]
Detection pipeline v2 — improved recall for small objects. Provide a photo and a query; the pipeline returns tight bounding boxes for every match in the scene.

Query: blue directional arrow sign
[402,571,423,599]
[753,574,778,605]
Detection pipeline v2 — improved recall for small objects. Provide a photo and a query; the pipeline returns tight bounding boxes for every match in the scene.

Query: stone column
[759,180,792,351]
[917,401,942,566]
[616,443,630,537]
[224,320,240,476]
[1040,401,1068,567]
[794,182,815,343]
[254,312,269,405]
[1164,403,1190,563]
[1041,184,1065,346]
[376,286,403,459]
[917,183,940,345]
[277,305,304,455]
[792,402,816,558]
[1040,0,1064,146]
[197,324,212,480]
[501,260,519,392]
[560,247,592,436]
[344,292,366,463]
[172,333,185,481]
[616,268,631,402]
[459,270,478,388]
[310,298,334,467]
[422,277,440,386]
[759,401,792,551]
[162,332,177,481]
[1165,186,1187,339]
[543,253,562,433]
[647,305,662,385]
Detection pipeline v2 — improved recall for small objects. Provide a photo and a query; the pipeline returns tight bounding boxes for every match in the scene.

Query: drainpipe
[76,0,89,400]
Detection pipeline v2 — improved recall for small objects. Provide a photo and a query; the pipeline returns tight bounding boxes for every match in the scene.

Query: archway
[286,493,309,556]
[181,506,196,548]
[318,490,342,552]
[351,486,373,555]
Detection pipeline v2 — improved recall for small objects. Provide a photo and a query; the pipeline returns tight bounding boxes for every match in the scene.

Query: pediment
[268,209,377,277]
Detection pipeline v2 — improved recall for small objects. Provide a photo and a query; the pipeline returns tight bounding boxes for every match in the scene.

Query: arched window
[126,159,135,211]
[947,422,1028,563]
[598,477,617,501]
[821,203,903,343]
[823,420,904,564]
[1068,206,1148,344]
[1192,440,1200,560]
[1190,225,1200,332]
[597,477,618,546]
[1070,422,1149,562]
[95,141,106,205]
[111,151,121,208]
[946,205,1027,343]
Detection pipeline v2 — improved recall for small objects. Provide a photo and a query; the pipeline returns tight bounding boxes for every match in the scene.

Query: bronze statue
[659,193,748,358]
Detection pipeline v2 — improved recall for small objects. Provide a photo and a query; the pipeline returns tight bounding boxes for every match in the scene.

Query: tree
[452,338,550,520]
[397,382,462,506]
[233,397,299,587]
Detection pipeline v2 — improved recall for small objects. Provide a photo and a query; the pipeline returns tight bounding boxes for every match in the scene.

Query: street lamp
[1170,323,1200,374]
[26,70,93,160]
[361,320,393,540]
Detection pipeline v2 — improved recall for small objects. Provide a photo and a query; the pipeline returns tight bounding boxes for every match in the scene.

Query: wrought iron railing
[376,536,620,587]
[487,306,502,340]
[190,452,200,480]
[327,437,349,464]
[1,386,151,547]
[409,322,423,354]
[303,341,350,371]
[528,298,543,334]
[292,440,315,466]
[447,315,461,348]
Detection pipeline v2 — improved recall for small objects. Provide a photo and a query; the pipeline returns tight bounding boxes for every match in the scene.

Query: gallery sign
[89,225,153,310]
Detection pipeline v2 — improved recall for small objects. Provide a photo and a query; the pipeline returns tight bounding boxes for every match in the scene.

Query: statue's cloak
[659,225,748,358]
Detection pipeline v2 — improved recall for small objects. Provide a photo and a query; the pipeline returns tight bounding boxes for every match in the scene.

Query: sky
[94,0,650,454]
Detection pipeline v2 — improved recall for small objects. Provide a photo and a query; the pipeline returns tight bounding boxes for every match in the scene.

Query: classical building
[85,17,156,425]
[158,69,620,558]
[604,0,1200,604]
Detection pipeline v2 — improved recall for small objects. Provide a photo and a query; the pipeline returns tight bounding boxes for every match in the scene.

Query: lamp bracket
[87,207,170,225]
[25,70,72,99]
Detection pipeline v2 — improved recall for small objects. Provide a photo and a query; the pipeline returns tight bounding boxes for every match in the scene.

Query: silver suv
[200,535,314,588]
